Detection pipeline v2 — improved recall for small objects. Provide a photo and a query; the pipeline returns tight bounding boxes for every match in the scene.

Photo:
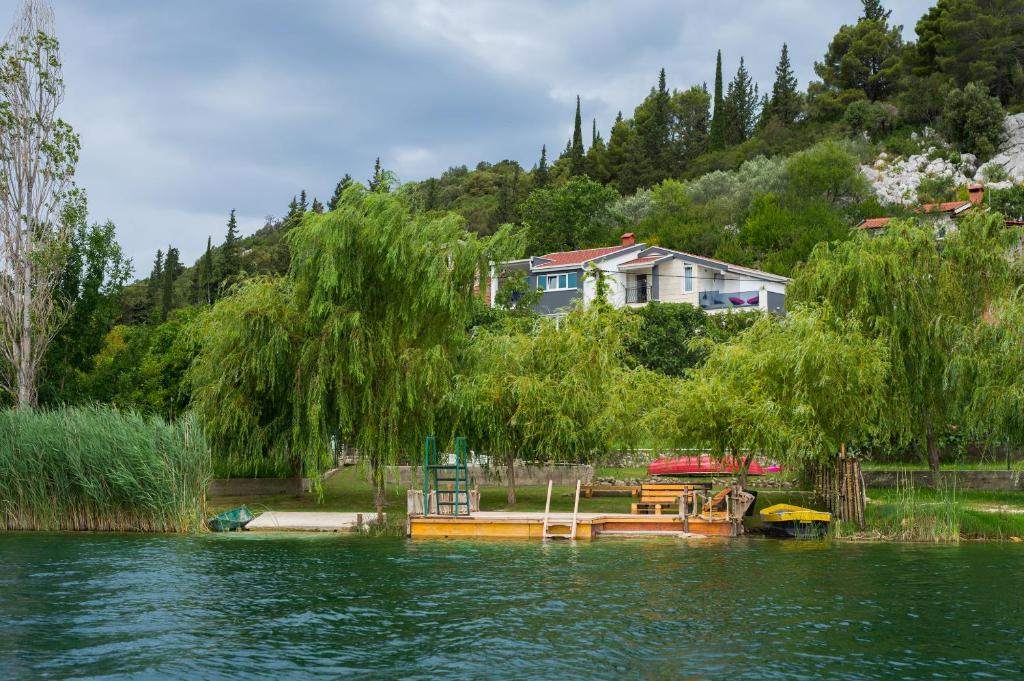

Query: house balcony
[625,282,652,304]
[699,289,763,312]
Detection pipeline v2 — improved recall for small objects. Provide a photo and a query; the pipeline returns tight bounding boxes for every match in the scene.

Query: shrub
[0,406,209,532]
[917,174,956,204]
[942,82,1007,159]
[844,100,897,138]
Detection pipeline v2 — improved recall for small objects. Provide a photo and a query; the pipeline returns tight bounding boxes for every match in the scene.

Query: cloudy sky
[2,0,934,271]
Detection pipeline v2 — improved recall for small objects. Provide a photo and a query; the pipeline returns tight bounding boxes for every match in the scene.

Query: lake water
[1,533,1022,680]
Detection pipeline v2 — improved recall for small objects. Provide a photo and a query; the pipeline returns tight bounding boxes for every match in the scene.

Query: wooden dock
[408,511,741,540]
[247,511,380,532]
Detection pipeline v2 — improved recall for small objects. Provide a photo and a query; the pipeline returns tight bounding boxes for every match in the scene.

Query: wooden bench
[631,483,710,515]
[581,485,639,498]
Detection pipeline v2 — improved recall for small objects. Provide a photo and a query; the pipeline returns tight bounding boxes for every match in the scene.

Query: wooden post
[570,480,581,540]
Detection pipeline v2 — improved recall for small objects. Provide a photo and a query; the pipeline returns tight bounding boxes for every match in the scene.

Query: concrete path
[247,511,381,532]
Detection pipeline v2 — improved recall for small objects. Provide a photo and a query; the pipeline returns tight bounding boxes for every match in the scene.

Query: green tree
[625,302,715,377]
[789,213,1013,472]
[942,81,1006,159]
[666,85,711,175]
[913,0,1024,105]
[0,1,81,409]
[586,119,611,183]
[198,236,215,305]
[783,140,869,206]
[368,156,385,192]
[186,278,302,478]
[311,197,324,214]
[451,307,645,503]
[190,187,489,516]
[40,220,131,405]
[763,43,801,126]
[220,209,241,284]
[533,145,550,189]
[814,0,904,102]
[607,112,644,194]
[569,95,586,177]
[160,246,182,320]
[147,249,164,313]
[327,174,353,211]
[951,292,1024,454]
[709,49,726,150]
[521,176,618,254]
[721,57,759,145]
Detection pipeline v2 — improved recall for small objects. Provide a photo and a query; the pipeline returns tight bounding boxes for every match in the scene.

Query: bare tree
[0,0,80,408]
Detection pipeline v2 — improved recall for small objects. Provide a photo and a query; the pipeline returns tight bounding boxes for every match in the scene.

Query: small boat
[648,454,767,477]
[207,505,255,532]
[759,503,831,539]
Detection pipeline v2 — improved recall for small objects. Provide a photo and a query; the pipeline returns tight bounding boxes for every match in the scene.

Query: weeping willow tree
[189,183,500,517]
[186,277,303,482]
[950,291,1024,456]
[788,214,1013,472]
[449,306,652,503]
[649,305,887,521]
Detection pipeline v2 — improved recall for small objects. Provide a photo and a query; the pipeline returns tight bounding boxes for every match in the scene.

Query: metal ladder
[541,479,581,540]
[423,436,471,516]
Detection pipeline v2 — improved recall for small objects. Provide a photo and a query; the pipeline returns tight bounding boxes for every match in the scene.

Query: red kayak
[648,454,766,477]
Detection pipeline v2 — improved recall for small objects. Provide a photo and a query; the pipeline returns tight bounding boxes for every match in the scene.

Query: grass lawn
[863,461,1024,471]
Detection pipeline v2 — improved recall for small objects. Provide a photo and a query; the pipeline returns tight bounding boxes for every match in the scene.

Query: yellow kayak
[760,503,831,538]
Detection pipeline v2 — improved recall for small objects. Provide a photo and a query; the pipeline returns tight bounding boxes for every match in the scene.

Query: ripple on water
[1,535,1024,679]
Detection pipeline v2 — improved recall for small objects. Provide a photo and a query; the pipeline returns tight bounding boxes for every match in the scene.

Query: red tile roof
[857,217,893,230]
[619,255,662,267]
[534,245,631,268]
[920,200,972,214]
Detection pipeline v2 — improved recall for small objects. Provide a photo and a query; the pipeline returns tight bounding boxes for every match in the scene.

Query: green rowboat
[207,505,255,532]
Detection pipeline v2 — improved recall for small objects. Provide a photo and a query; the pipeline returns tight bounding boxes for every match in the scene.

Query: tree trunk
[505,452,517,505]
[290,453,304,495]
[926,429,941,474]
[736,449,749,489]
[17,256,35,409]
[371,455,385,523]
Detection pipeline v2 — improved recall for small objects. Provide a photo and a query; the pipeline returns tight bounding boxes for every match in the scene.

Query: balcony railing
[625,283,652,304]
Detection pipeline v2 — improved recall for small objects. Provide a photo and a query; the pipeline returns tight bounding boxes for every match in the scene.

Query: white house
[490,233,789,316]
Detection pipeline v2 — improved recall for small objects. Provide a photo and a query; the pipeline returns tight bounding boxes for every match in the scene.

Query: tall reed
[0,406,209,532]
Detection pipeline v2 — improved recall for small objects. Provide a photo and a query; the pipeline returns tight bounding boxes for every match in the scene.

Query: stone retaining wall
[388,464,593,488]
[862,470,1024,492]
[208,477,311,496]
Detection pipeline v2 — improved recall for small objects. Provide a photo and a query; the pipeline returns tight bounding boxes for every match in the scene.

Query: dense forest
[10,0,1024,441]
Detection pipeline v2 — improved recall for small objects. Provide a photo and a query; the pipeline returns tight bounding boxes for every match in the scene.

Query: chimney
[968,183,984,206]
[620,232,636,247]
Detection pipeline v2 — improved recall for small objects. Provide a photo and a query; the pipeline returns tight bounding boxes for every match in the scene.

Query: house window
[537,271,578,291]
[684,266,693,292]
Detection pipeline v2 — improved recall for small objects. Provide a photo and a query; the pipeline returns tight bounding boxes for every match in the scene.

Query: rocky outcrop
[862,114,1024,205]
[979,112,1024,183]
[861,147,973,206]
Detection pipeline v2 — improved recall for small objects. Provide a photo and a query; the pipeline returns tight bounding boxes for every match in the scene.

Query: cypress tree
[200,236,215,304]
[569,95,586,176]
[220,209,240,283]
[709,50,726,150]
[298,190,308,212]
[327,174,353,211]
[765,43,800,125]
[311,197,324,214]
[161,246,181,320]
[534,145,550,188]
[147,249,164,312]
